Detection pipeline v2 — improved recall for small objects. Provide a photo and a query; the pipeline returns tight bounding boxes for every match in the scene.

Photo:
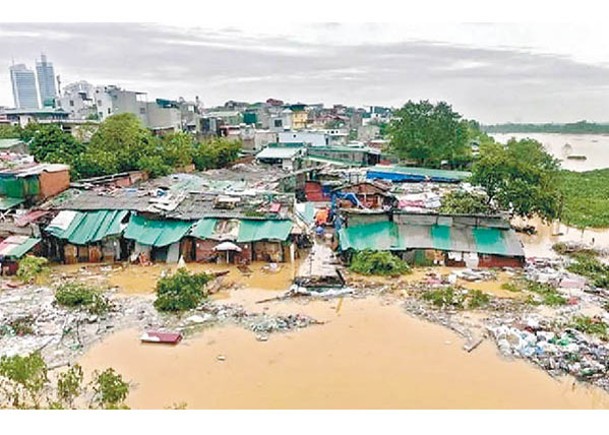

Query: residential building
[278,131,327,147]
[10,64,39,109]
[289,104,308,130]
[0,108,69,128]
[35,54,57,107]
[58,81,96,119]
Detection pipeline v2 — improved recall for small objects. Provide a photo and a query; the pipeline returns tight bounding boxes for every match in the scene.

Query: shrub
[467,290,491,309]
[91,368,130,409]
[525,281,567,306]
[153,269,212,312]
[500,281,521,292]
[349,250,411,276]
[16,256,49,284]
[0,352,47,408]
[422,287,466,309]
[55,283,109,315]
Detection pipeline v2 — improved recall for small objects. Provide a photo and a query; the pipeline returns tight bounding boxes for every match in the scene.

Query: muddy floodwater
[491,133,609,172]
[79,288,609,409]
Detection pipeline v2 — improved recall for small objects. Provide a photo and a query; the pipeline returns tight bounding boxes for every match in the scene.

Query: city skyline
[2,23,609,123]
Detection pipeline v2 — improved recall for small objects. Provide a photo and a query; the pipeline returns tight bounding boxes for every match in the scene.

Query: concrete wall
[278,131,327,146]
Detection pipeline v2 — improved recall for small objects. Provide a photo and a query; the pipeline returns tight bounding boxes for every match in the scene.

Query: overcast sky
[2,22,609,124]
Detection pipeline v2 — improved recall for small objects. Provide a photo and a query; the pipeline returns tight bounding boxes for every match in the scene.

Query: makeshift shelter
[46,210,129,263]
[338,213,525,268]
[0,235,41,275]
[124,214,194,263]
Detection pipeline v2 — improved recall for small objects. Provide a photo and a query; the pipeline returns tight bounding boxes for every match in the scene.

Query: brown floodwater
[79,293,609,409]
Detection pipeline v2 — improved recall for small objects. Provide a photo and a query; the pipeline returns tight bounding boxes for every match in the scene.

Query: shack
[331,181,395,210]
[0,235,41,275]
[337,211,525,268]
[45,209,130,263]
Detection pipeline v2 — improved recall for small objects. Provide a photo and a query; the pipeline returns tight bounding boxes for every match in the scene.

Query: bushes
[439,190,492,215]
[525,281,567,306]
[16,256,49,284]
[154,269,212,312]
[349,250,411,276]
[421,287,490,310]
[55,283,109,315]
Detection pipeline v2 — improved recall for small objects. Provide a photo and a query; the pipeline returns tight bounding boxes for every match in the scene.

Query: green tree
[0,124,22,139]
[54,364,84,409]
[80,113,156,176]
[158,132,195,168]
[439,190,493,215]
[26,124,85,178]
[471,138,562,221]
[388,100,470,168]
[193,138,241,170]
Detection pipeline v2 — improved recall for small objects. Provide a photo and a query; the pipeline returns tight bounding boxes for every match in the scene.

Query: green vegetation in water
[154,269,212,312]
[0,352,130,409]
[421,287,490,310]
[349,250,411,276]
[482,120,609,135]
[54,282,110,315]
[559,169,609,228]
[566,253,609,288]
[525,281,567,306]
[16,256,49,284]
[500,281,521,292]
[569,315,609,340]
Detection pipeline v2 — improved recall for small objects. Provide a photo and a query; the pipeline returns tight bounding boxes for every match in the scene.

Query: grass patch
[559,169,609,228]
[467,289,491,309]
[349,250,411,276]
[55,283,109,315]
[525,281,567,306]
[500,281,521,292]
[567,253,609,288]
[569,315,609,340]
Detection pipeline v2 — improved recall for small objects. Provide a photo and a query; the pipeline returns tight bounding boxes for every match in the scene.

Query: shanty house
[331,181,395,210]
[338,212,525,268]
[255,143,306,170]
[45,210,130,263]
[0,235,41,275]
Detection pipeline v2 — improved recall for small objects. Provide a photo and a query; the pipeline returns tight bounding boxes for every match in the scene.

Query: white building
[278,131,327,147]
[10,64,39,109]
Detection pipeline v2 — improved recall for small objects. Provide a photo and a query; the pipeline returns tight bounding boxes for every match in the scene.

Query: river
[491,132,609,172]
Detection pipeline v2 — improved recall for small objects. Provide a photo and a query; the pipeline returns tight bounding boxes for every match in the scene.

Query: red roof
[14,210,51,227]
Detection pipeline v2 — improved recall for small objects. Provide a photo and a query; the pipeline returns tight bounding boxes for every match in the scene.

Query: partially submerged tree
[388,100,470,168]
[349,250,411,276]
[471,138,562,222]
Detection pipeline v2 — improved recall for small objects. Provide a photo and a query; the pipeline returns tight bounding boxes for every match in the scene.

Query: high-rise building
[35,54,57,107]
[10,63,39,109]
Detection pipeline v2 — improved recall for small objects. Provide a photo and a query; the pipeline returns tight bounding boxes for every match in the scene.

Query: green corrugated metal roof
[190,218,218,239]
[9,238,41,258]
[472,227,507,255]
[0,196,25,210]
[237,219,292,242]
[47,210,129,245]
[124,214,194,247]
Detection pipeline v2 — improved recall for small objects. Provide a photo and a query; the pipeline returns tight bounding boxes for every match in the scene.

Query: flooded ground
[515,217,609,258]
[79,294,609,409]
[491,133,609,172]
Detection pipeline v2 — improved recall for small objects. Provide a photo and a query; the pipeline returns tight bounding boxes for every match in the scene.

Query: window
[107,108,111,114]
[69,100,74,107]
[97,100,102,106]
[139,107,146,114]
[274,119,283,128]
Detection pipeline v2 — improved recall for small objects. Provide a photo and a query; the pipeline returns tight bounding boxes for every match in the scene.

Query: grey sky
[1,22,609,124]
